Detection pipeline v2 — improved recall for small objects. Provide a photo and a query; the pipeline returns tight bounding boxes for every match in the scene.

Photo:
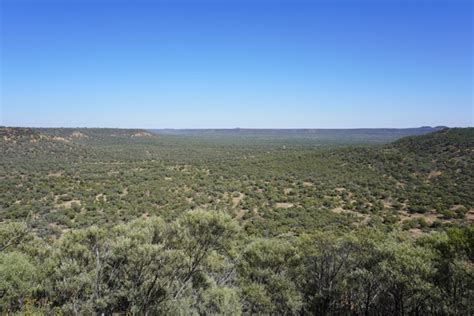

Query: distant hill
[37,127,154,139]
[1,126,446,146]
[1,127,84,161]
[1,127,154,139]
[0,127,157,162]
[1,127,448,154]
[150,127,446,144]
[0,127,155,145]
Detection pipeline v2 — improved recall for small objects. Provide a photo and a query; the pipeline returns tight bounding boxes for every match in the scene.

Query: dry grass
[408,228,424,238]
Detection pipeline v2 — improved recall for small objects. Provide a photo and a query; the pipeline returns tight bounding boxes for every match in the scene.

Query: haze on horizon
[1,0,472,129]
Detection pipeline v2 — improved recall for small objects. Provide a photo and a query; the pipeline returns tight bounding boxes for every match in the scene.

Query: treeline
[1,210,472,315]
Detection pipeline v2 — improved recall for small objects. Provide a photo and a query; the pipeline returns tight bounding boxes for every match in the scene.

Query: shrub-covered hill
[393,127,474,154]
[375,128,472,218]
[329,128,473,230]
[0,127,157,162]
[37,127,155,141]
[0,127,155,145]
[1,127,88,163]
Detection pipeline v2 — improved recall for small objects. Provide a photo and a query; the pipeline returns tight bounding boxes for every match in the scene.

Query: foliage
[0,127,472,314]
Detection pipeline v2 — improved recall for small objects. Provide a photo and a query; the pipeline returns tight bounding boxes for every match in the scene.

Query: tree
[0,252,39,311]
[238,238,302,314]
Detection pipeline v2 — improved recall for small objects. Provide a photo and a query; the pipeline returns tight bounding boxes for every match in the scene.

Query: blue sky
[1,0,472,128]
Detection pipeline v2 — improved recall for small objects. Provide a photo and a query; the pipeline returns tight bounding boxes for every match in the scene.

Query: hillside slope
[385,128,473,216]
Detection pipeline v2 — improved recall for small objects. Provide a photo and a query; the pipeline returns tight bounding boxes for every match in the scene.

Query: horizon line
[3,125,467,130]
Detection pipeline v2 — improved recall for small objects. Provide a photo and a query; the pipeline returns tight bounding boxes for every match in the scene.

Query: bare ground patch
[232,193,245,208]
[57,199,81,209]
[331,207,365,217]
[95,194,107,202]
[48,171,63,177]
[131,132,153,137]
[276,202,294,209]
[466,209,474,222]
[235,209,247,220]
[427,170,442,179]
[71,131,89,139]
[120,188,128,197]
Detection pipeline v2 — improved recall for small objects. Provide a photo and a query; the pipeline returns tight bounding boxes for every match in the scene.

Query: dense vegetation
[1,127,472,314]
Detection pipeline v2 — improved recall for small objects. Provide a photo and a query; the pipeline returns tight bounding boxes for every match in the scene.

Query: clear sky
[1,0,472,128]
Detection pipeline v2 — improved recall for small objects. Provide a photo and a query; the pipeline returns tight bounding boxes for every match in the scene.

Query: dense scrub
[1,211,472,314]
[0,127,473,314]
